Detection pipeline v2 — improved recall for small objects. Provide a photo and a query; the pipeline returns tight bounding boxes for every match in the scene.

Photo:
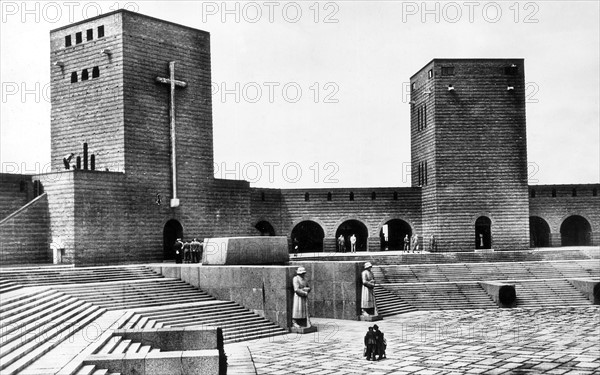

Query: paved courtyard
[227,307,600,374]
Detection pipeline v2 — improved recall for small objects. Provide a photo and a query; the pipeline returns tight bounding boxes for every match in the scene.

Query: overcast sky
[1,1,598,188]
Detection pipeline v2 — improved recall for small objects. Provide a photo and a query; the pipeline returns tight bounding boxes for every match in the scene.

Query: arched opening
[163,219,183,260]
[336,220,368,252]
[379,219,412,250]
[255,221,275,236]
[560,215,592,246]
[291,221,324,253]
[475,216,492,249]
[530,216,550,247]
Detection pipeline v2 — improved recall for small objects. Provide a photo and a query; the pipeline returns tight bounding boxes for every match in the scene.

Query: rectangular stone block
[202,236,288,265]
[162,266,181,279]
[122,353,146,375]
[145,351,183,375]
[181,350,221,375]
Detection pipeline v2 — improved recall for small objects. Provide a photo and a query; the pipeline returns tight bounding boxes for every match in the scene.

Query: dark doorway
[560,215,592,246]
[255,221,276,236]
[336,220,369,252]
[291,221,325,253]
[530,216,551,247]
[163,219,183,260]
[380,219,412,250]
[475,216,492,249]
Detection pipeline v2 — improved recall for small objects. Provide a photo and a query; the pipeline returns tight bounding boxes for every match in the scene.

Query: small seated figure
[292,266,311,328]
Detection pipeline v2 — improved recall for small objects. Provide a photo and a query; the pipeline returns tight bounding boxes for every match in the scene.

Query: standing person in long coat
[361,262,377,316]
[173,238,183,264]
[292,266,312,328]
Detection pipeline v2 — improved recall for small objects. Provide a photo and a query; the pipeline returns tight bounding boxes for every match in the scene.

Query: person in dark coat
[364,326,377,361]
[173,238,183,264]
[373,324,386,360]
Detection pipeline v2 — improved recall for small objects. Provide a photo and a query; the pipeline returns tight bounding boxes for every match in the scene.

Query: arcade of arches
[529,215,593,247]
[162,213,595,259]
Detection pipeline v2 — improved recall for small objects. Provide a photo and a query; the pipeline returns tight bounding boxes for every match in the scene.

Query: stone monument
[291,266,317,333]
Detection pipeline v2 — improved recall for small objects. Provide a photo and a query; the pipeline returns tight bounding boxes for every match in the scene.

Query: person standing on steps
[350,234,357,253]
[173,238,183,264]
[338,234,345,253]
[190,238,201,263]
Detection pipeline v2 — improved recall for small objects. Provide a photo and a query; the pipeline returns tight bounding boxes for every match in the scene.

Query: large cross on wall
[156,61,187,208]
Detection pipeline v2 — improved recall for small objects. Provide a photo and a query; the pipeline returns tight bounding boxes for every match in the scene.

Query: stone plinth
[480,281,517,308]
[202,236,288,265]
[290,326,318,334]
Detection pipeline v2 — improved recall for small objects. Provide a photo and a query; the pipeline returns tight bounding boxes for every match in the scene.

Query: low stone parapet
[79,327,226,375]
[569,278,600,304]
[479,281,516,308]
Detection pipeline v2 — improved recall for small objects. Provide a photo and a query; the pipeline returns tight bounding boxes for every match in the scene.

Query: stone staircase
[73,365,122,375]
[372,258,598,311]
[373,260,599,283]
[514,279,595,308]
[382,282,498,310]
[298,247,600,264]
[373,285,416,316]
[0,288,106,375]
[122,301,288,344]
[0,265,288,374]
[0,265,163,292]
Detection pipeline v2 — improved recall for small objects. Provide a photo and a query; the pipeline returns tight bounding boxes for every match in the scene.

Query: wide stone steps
[383,282,497,310]
[124,301,288,344]
[298,248,600,264]
[0,279,21,294]
[75,364,122,375]
[0,294,106,375]
[513,279,592,308]
[94,335,161,356]
[53,279,214,309]
[0,265,162,288]
[374,260,600,284]
[373,285,416,316]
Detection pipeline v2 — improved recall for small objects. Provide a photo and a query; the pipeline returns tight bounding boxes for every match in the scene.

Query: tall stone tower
[45,10,250,264]
[50,10,214,187]
[410,59,530,251]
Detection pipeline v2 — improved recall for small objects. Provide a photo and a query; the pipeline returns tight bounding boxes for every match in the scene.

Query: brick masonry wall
[50,13,125,173]
[0,193,50,264]
[411,59,530,252]
[411,61,440,250]
[529,184,600,246]
[0,174,34,220]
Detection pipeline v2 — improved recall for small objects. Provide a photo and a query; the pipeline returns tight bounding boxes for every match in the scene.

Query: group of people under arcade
[337,233,358,252]
[173,238,204,264]
[336,232,438,252]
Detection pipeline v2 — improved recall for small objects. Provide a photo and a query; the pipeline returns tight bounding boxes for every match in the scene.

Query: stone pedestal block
[202,236,288,265]
[359,315,382,322]
[290,326,318,334]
